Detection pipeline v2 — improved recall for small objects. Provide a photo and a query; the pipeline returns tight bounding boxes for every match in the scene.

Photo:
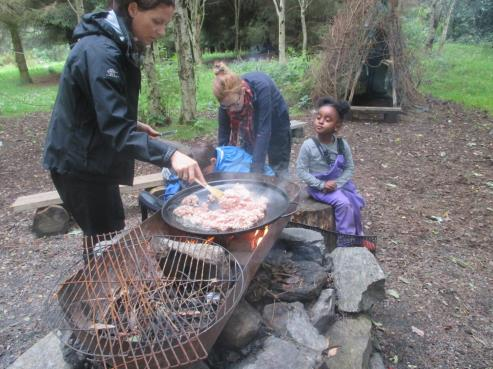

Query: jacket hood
[73,11,132,52]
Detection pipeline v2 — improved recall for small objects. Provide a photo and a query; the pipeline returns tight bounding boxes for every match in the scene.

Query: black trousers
[268,111,292,177]
[51,171,125,237]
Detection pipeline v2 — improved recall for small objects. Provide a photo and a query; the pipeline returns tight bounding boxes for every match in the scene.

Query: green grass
[0,55,311,141]
[0,62,64,117]
[420,43,493,113]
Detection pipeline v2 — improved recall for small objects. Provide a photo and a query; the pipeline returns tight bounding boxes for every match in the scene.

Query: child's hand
[323,180,337,192]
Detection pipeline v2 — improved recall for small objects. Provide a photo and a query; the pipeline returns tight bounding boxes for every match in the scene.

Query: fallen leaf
[411,326,425,337]
[398,276,410,284]
[386,289,400,299]
[372,320,385,331]
[427,215,444,223]
[449,256,469,268]
[327,347,339,357]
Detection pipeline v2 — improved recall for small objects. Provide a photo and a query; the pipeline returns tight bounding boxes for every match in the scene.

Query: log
[291,191,334,232]
[32,205,71,237]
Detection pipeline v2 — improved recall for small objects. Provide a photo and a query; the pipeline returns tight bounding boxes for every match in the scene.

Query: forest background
[0,0,492,139]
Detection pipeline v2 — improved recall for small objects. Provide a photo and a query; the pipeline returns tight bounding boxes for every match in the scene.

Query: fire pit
[46,173,300,369]
[45,227,245,369]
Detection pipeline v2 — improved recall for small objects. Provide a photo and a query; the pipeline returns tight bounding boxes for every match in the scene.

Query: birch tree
[425,0,442,50]
[272,0,286,64]
[0,1,36,84]
[232,0,241,55]
[143,45,170,125]
[184,0,206,64]
[297,0,313,56]
[66,0,84,23]
[174,0,197,123]
[438,0,457,51]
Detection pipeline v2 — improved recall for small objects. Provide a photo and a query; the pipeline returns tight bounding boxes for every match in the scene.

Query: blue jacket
[43,11,176,185]
[163,146,274,200]
[217,72,290,173]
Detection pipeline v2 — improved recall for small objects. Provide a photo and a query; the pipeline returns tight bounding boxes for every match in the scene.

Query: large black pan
[160,179,294,236]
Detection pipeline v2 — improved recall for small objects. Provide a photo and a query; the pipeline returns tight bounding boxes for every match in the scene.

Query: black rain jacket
[43,11,176,185]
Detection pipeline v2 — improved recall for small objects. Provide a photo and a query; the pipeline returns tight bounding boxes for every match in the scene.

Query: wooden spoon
[194,178,224,199]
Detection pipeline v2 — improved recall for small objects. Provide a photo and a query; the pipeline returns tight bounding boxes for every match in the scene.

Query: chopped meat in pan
[173,184,268,231]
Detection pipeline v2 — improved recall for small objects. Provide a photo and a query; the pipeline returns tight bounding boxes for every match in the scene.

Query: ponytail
[212,61,242,101]
[316,97,351,122]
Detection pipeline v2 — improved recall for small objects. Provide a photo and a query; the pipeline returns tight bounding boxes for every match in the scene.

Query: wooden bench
[347,106,402,123]
[10,172,164,213]
[11,173,164,236]
[290,120,307,138]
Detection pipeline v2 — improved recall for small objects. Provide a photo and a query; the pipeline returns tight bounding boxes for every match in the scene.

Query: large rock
[230,336,321,369]
[308,288,336,334]
[281,228,326,256]
[262,302,327,351]
[218,300,262,349]
[276,260,328,302]
[369,352,386,369]
[323,315,372,369]
[8,332,71,369]
[331,248,385,312]
[246,259,328,304]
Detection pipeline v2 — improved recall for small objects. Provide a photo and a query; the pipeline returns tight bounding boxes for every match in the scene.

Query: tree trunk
[143,45,170,125]
[234,0,241,55]
[75,0,84,23]
[185,0,205,64]
[67,0,85,23]
[174,0,197,124]
[273,0,287,64]
[192,29,202,64]
[425,0,441,51]
[7,22,32,84]
[438,0,457,51]
[300,8,307,56]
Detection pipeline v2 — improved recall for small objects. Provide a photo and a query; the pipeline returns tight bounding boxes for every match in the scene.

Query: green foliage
[1,53,312,140]
[420,43,493,113]
[401,5,429,51]
[450,0,493,43]
[0,62,63,117]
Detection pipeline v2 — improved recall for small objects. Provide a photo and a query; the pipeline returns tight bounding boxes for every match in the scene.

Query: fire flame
[250,226,269,250]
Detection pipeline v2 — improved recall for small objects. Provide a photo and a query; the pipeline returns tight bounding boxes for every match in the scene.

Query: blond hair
[212,61,242,101]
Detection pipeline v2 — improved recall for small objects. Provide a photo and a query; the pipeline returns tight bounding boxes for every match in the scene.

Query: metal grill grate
[44,227,244,369]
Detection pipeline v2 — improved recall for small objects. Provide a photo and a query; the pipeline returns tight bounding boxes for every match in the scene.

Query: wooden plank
[11,191,61,212]
[290,120,307,129]
[11,172,164,213]
[351,106,402,112]
[121,172,163,193]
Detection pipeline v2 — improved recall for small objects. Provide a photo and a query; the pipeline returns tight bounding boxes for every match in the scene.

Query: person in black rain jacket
[43,0,205,249]
[212,61,291,178]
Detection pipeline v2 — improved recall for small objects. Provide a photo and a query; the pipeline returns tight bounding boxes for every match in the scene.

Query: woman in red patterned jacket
[212,62,291,179]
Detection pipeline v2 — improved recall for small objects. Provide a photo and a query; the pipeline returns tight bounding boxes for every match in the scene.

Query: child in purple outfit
[296,97,375,251]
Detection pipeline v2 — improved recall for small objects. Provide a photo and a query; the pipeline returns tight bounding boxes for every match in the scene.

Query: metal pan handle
[281,202,298,218]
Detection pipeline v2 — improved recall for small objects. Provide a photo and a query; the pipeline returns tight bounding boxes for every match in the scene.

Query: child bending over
[296,97,374,251]
[163,144,274,200]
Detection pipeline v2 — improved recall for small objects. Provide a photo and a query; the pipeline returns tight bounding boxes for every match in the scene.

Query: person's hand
[170,151,206,184]
[323,180,337,192]
[137,121,159,138]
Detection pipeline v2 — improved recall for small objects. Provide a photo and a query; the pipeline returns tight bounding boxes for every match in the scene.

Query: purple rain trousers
[307,154,365,236]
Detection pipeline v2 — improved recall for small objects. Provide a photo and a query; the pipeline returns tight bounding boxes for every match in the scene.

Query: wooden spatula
[194,178,224,199]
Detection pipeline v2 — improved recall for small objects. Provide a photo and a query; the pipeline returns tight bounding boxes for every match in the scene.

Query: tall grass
[420,43,493,113]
